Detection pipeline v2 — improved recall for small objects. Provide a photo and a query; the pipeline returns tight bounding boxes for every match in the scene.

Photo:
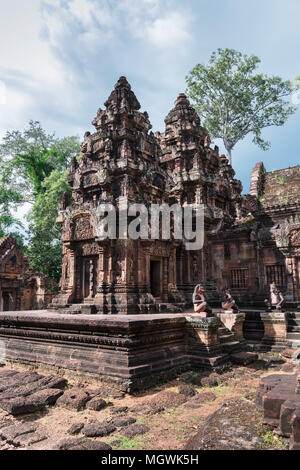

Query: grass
[109,435,144,450]
[260,430,287,450]
[136,416,146,425]
[241,387,256,401]
[165,408,177,415]
[210,385,231,397]
[191,415,203,423]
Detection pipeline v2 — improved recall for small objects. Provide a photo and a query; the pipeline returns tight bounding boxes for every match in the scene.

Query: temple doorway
[2,292,11,311]
[79,257,98,300]
[297,258,300,300]
[150,260,161,298]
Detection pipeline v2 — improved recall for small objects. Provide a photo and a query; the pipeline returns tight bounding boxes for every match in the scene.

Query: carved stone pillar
[217,312,245,342]
[261,312,288,351]
[256,241,265,294]
[185,315,227,369]
[285,256,296,301]
[162,257,168,302]
[97,245,106,286]
[67,246,76,300]
[144,247,151,293]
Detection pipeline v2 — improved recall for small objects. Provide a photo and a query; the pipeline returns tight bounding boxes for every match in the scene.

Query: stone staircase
[287,312,300,348]
[218,323,258,364]
[218,325,243,354]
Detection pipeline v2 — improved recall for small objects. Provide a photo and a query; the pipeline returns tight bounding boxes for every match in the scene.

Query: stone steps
[221,341,241,354]
[287,340,300,349]
[219,333,235,344]
[287,332,300,340]
[288,320,300,327]
[287,313,300,321]
[288,326,300,333]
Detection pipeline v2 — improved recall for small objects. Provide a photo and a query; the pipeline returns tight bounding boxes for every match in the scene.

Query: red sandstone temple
[0,77,299,389]
[0,234,55,311]
[50,76,300,315]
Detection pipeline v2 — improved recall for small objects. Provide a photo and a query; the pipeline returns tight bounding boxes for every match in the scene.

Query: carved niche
[82,172,99,188]
[77,242,99,256]
[72,215,95,241]
[290,229,300,247]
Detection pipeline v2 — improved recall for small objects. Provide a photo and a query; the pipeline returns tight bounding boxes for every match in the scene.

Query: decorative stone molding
[260,311,288,350]
[217,312,245,341]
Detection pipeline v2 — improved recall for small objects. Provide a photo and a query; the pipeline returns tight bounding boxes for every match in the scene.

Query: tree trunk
[223,139,233,165]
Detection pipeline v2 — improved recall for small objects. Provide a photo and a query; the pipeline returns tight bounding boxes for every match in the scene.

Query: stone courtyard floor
[0,352,297,451]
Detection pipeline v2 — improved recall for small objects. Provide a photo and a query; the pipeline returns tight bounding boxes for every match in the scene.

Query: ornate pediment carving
[290,229,300,247]
[72,215,95,241]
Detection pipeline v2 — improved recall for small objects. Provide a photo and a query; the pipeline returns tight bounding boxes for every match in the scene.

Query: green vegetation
[113,435,144,450]
[210,385,231,397]
[186,48,298,164]
[165,408,177,414]
[260,430,287,450]
[0,121,80,281]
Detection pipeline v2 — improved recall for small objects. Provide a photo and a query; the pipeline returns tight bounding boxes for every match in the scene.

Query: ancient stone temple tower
[51,76,300,315]
[52,77,177,313]
[51,77,246,314]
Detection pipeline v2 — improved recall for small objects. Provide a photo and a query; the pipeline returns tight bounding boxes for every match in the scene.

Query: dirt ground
[0,352,296,451]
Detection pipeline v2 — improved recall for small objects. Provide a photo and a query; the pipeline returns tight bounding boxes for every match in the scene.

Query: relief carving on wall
[78,242,99,256]
[114,243,126,284]
[192,254,200,281]
[149,243,170,257]
[82,172,99,188]
[290,229,300,247]
[72,215,95,241]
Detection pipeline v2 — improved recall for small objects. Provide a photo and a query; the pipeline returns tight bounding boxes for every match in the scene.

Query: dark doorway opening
[82,257,98,300]
[150,260,161,298]
[2,292,10,311]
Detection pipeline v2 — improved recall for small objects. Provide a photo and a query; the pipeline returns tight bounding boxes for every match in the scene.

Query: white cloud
[0,0,75,136]
[0,1,64,88]
[42,0,192,55]
[68,0,94,27]
[145,11,192,49]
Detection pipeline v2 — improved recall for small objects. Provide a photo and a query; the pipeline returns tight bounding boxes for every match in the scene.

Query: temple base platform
[0,309,259,392]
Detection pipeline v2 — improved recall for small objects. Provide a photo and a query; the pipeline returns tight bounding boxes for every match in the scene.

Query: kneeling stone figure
[221,287,239,313]
[192,284,214,317]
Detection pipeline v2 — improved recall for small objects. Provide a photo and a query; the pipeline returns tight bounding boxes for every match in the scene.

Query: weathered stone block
[290,409,300,450]
[279,400,300,437]
[0,388,64,415]
[263,391,296,426]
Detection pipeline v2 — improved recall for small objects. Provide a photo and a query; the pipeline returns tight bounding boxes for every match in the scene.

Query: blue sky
[0,0,299,203]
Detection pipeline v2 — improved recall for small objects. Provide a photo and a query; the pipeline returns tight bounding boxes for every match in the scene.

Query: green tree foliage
[26,170,71,282]
[0,121,79,201]
[0,120,80,281]
[0,187,24,241]
[186,49,298,163]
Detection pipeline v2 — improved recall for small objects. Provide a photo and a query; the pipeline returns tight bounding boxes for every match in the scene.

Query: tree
[0,187,24,242]
[0,121,79,202]
[0,121,80,280]
[26,170,71,282]
[186,48,298,164]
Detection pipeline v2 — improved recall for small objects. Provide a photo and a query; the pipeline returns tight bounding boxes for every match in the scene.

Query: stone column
[285,256,296,302]
[256,241,265,294]
[97,246,105,285]
[144,248,151,293]
[217,312,245,342]
[162,257,168,302]
[67,246,76,301]
[185,315,227,369]
[261,312,288,351]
